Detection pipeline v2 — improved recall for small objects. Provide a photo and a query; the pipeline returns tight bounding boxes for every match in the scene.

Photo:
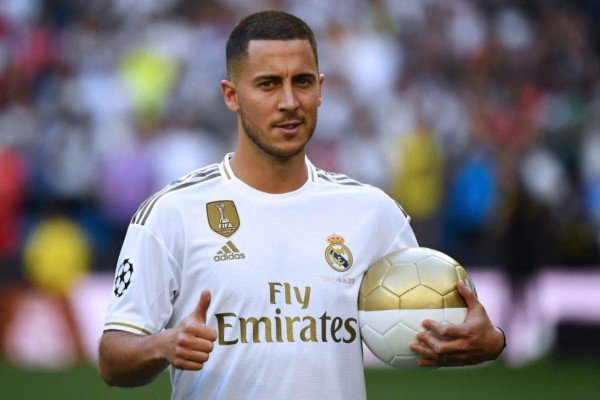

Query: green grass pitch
[1,357,598,399]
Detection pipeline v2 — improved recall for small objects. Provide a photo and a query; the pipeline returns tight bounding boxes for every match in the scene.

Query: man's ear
[221,79,239,112]
[317,73,325,106]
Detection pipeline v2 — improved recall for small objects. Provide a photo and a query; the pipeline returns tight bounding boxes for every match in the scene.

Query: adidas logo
[214,240,246,262]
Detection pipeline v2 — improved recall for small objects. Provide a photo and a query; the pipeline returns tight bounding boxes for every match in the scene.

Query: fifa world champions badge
[206,200,240,237]
[325,233,353,272]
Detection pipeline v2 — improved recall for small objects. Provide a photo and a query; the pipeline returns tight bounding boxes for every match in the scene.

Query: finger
[171,355,209,371]
[416,329,449,354]
[410,342,458,368]
[172,360,205,371]
[175,346,212,364]
[457,280,479,309]
[193,290,212,324]
[409,342,437,360]
[421,319,452,339]
[179,335,216,352]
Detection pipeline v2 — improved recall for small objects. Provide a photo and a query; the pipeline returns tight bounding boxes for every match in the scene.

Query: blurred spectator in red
[0,148,27,265]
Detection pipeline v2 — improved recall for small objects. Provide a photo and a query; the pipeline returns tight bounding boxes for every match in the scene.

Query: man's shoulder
[313,167,383,195]
[130,163,222,226]
[312,166,406,216]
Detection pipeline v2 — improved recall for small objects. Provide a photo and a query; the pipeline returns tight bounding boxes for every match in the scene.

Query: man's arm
[98,290,217,387]
[409,281,505,367]
[99,329,172,387]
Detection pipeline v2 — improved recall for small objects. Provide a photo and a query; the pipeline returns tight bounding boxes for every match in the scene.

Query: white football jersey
[104,153,418,400]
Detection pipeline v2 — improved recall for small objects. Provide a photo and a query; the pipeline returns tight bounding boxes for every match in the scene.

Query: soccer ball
[358,247,476,369]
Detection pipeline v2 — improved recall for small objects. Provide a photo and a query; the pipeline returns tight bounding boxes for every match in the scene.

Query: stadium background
[0,0,599,398]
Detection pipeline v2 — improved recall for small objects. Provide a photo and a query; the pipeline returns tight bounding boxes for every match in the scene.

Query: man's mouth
[275,120,302,128]
[274,120,303,133]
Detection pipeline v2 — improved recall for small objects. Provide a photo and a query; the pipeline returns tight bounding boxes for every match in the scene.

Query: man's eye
[259,81,273,88]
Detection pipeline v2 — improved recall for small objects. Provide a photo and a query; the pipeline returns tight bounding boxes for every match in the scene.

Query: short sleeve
[103,224,181,335]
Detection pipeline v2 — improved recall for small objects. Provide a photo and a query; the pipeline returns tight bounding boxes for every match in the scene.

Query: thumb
[457,280,480,310]
[193,290,211,323]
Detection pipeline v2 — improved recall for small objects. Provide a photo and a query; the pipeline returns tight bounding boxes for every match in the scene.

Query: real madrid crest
[325,233,353,272]
[206,200,240,237]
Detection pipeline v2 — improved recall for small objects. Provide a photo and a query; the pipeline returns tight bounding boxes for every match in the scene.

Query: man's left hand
[409,280,505,367]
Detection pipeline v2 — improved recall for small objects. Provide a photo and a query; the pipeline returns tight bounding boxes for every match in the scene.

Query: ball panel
[360,324,394,363]
[359,310,405,334]
[455,265,478,296]
[385,247,434,264]
[389,355,427,370]
[392,308,446,332]
[455,266,468,280]
[383,322,418,356]
[443,307,468,325]
[443,289,467,308]
[399,285,444,309]
[363,286,400,311]
[416,255,460,296]
[358,294,366,310]
[360,309,448,333]
[381,262,420,297]
[359,257,390,297]
[427,247,461,265]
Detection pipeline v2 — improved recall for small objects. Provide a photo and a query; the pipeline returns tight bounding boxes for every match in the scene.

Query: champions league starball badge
[113,258,134,298]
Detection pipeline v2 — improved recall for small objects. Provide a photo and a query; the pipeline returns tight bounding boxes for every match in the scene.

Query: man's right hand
[98,290,218,386]
[164,290,218,370]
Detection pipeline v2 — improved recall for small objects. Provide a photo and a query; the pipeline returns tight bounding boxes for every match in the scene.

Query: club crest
[207,200,240,237]
[325,233,353,272]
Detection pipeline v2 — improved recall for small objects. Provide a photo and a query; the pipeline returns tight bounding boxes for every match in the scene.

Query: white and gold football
[358,247,476,369]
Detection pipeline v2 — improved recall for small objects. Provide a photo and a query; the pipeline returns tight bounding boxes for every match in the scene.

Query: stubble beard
[239,106,317,160]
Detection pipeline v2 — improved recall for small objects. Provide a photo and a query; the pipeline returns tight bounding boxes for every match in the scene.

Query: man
[98,10,505,399]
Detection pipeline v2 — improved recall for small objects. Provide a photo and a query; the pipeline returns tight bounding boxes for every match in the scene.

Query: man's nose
[278,83,300,112]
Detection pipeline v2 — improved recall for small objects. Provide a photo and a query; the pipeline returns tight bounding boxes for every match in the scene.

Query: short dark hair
[226,11,319,80]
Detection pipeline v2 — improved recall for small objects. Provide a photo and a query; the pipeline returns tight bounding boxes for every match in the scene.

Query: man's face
[222,39,323,159]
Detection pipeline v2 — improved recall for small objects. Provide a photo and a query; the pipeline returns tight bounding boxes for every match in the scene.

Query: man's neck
[229,148,308,194]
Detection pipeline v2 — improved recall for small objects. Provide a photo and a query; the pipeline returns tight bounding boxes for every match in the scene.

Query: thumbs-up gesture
[165,290,218,370]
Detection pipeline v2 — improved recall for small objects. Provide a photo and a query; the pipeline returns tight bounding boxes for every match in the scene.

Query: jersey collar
[220,153,317,184]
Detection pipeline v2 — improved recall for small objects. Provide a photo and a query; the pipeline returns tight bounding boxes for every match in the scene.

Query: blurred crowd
[1,0,600,296]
